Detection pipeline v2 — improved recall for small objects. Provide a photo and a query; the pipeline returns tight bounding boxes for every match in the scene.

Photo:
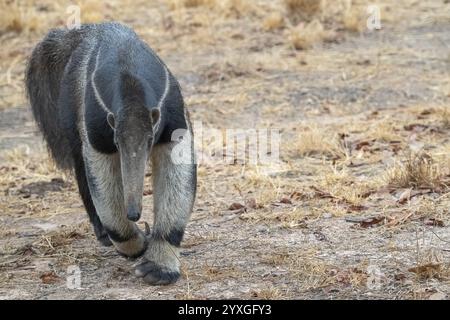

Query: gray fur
[83,145,147,257]
[26,22,197,285]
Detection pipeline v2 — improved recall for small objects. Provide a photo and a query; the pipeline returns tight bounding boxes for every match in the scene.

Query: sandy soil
[0,0,449,299]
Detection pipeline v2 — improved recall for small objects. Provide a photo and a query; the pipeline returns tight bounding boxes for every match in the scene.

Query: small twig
[43,236,55,250]
[430,229,450,245]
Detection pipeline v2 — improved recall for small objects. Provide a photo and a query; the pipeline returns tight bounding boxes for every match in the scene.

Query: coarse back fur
[25,23,186,170]
[25,28,85,170]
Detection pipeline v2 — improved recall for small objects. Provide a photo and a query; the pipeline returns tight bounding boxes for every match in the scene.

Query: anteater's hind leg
[83,145,147,258]
[136,139,196,285]
[72,151,112,247]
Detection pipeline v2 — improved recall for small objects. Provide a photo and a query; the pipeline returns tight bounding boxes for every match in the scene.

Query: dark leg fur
[26,28,113,246]
[25,28,81,170]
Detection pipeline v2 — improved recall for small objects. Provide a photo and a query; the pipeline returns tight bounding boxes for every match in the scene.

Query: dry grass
[284,0,324,24]
[288,19,336,50]
[33,224,89,255]
[0,0,43,34]
[437,106,450,129]
[342,6,364,32]
[410,245,450,282]
[0,0,105,34]
[235,165,286,206]
[284,0,365,47]
[263,12,285,31]
[318,167,374,206]
[167,0,254,16]
[0,146,76,220]
[262,250,334,290]
[261,251,372,292]
[167,0,216,10]
[76,0,105,24]
[1,146,60,181]
[290,126,348,159]
[368,120,403,143]
[385,152,448,190]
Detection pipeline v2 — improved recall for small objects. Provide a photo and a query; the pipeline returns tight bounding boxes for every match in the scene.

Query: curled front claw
[135,260,180,285]
[134,239,181,285]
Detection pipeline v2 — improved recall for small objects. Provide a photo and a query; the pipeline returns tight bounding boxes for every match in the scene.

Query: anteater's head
[107,72,160,222]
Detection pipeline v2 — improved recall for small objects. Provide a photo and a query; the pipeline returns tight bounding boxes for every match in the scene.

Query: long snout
[120,147,148,222]
[126,201,142,222]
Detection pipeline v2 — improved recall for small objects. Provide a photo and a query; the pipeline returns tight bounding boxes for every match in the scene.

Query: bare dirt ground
[0,0,449,299]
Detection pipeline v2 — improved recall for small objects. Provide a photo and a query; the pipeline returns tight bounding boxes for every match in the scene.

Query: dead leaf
[397,188,412,204]
[360,217,385,228]
[423,218,445,227]
[404,123,429,132]
[385,211,414,227]
[346,204,368,212]
[229,202,245,211]
[290,191,305,200]
[419,109,434,116]
[280,197,292,204]
[40,271,61,284]
[408,263,442,279]
[394,273,406,281]
[354,140,374,150]
[356,59,371,66]
[361,189,377,198]
[310,186,335,199]
[231,33,245,40]
[245,198,263,209]
[67,231,84,240]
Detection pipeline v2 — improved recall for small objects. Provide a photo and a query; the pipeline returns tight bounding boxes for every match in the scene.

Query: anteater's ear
[107,113,115,130]
[151,108,160,127]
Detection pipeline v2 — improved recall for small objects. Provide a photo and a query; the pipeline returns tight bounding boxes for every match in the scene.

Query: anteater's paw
[110,227,148,259]
[135,260,180,285]
[94,226,113,247]
[97,233,113,247]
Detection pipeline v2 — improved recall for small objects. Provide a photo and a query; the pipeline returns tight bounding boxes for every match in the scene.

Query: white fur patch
[151,142,195,237]
[90,48,111,114]
[152,65,170,134]
[157,65,170,110]
[76,41,96,141]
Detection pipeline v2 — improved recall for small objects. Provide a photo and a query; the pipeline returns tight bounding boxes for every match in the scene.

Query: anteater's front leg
[83,145,147,258]
[136,140,196,285]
